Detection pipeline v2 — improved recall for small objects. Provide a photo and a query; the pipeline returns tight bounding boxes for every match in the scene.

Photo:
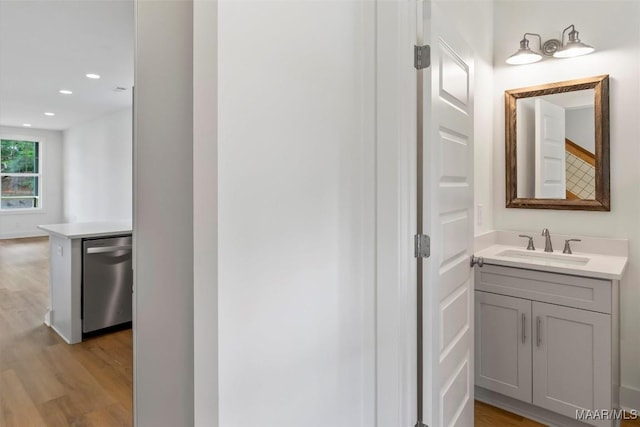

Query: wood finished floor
[475,400,640,426]
[0,237,132,427]
[475,401,546,426]
[2,237,638,427]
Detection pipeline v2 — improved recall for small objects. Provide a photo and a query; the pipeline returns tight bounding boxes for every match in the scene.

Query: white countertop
[38,220,132,239]
[475,244,628,280]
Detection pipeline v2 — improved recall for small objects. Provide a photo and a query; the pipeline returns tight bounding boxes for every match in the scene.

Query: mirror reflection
[516,89,595,200]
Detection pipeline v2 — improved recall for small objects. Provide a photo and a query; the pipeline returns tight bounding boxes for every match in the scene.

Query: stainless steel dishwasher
[82,235,133,334]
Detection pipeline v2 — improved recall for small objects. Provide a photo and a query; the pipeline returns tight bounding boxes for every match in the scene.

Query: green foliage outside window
[1,140,39,173]
[1,139,40,209]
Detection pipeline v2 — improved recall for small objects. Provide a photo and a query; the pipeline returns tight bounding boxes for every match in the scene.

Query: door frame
[375,2,478,425]
[190,0,427,424]
[374,1,419,425]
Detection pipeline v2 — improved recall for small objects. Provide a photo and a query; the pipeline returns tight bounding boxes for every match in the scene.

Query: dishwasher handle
[86,245,132,255]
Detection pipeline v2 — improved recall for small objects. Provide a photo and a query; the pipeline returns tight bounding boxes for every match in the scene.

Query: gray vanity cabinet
[475,291,532,403]
[475,264,619,427]
[531,301,611,422]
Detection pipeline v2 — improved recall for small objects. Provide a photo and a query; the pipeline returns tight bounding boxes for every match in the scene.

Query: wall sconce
[506,24,595,65]
[505,33,543,65]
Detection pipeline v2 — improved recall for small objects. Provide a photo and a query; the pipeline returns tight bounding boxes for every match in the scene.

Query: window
[1,139,41,210]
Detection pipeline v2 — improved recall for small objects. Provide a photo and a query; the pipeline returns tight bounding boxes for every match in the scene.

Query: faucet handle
[563,239,582,254]
[518,234,535,251]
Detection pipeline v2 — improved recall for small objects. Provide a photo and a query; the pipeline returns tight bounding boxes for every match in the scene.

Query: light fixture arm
[522,33,542,51]
[561,24,576,46]
[506,32,543,65]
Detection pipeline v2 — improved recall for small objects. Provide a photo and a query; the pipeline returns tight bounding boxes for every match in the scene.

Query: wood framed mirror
[505,75,609,210]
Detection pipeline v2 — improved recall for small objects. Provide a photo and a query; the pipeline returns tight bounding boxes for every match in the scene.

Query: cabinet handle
[522,313,526,344]
[86,245,132,254]
[536,316,541,347]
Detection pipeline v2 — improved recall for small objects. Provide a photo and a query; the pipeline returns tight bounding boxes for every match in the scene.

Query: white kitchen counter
[38,220,132,239]
[38,221,133,344]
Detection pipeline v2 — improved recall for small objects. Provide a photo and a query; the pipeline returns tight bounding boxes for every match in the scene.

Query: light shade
[553,41,594,58]
[506,50,543,65]
[506,37,542,65]
[553,25,594,58]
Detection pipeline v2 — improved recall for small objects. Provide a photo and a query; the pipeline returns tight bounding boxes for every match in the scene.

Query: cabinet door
[475,291,532,403]
[532,301,611,424]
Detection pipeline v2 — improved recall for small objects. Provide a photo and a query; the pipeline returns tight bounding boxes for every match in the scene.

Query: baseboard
[0,230,48,240]
[621,386,640,412]
[50,324,72,345]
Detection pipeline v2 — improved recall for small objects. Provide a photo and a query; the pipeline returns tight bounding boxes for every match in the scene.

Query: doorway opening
[0,1,134,425]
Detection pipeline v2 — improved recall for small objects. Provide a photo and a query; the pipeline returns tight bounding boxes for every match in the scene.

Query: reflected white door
[535,98,566,198]
[421,3,474,426]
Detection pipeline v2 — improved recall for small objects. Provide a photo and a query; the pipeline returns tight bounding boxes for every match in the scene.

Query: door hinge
[414,234,431,258]
[414,45,431,70]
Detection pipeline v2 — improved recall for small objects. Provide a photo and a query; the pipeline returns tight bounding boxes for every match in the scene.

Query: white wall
[63,107,132,222]
[493,0,640,409]
[566,106,595,152]
[0,126,63,238]
[134,0,193,426]
[216,2,375,426]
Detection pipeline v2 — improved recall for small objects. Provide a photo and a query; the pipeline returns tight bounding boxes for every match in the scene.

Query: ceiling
[0,0,134,131]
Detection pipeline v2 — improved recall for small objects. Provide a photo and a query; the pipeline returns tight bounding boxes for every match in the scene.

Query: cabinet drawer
[475,264,611,314]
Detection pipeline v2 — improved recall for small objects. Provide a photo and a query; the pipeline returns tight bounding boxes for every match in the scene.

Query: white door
[535,98,566,198]
[532,301,611,427]
[420,3,474,426]
[475,291,532,403]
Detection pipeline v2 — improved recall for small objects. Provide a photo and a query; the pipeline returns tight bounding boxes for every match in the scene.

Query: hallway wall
[216,2,375,426]
[133,0,194,425]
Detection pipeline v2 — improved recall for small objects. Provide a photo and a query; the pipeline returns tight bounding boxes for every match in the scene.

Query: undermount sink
[496,249,590,266]
[474,234,628,280]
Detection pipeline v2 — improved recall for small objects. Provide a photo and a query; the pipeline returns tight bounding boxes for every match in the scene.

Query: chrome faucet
[541,228,553,252]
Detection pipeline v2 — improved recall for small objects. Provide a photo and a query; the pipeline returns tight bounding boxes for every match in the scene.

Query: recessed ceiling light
[86,73,101,79]
[59,89,73,95]
[23,123,32,127]
[44,112,55,116]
